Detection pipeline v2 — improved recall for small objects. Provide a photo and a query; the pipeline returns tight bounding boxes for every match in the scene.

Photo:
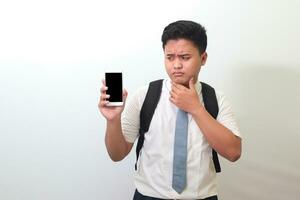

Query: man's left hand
[169,78,203,114]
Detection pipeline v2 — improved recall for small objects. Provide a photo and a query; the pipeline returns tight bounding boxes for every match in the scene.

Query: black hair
[161,20,207,54]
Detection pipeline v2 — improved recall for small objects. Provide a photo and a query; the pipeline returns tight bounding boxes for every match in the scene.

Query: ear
[200,52,208,66]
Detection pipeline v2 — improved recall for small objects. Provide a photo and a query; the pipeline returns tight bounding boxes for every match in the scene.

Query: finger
[171,85,178,95]
[171,81,179,89]
[171,82,182,94]
[100,85,108,93]
[98,100,109,107]
[99,96,108,106]
[169,96,175,104]
[172,81,186,90]
[102,94,110,100]
[169,90,177,98]
[169,96,177,106]
[171,83,186,95]
[100,79,107,93]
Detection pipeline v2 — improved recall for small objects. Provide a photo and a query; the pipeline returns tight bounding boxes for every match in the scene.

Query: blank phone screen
[105,72,123,102]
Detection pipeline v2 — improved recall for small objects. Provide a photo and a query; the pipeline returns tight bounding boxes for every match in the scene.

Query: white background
[0,0,299,199]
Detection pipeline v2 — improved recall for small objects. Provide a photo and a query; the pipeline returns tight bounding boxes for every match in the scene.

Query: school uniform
[122,79,241,200]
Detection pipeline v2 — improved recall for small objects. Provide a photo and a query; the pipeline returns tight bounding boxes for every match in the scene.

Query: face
[164,38,207,87]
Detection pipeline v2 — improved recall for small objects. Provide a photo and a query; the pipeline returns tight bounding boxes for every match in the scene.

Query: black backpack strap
[135,79,163,170]
[201,82,221,173]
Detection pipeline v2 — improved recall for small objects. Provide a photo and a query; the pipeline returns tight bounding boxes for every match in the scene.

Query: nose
[173,58,183,69]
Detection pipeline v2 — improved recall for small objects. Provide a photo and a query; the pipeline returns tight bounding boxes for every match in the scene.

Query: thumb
[123,89,128,103]
[189,77,195,89]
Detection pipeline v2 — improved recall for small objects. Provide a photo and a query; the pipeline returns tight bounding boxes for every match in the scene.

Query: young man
[98,20,242,200]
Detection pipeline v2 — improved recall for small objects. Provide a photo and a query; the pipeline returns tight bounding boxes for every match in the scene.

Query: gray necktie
[172,109,188,194]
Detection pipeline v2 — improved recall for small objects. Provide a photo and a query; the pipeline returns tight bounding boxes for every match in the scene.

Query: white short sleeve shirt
[121,79,241,199]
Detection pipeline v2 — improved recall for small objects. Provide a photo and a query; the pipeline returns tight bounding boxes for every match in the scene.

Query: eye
[166,55,174,61]
[181,56,190,60]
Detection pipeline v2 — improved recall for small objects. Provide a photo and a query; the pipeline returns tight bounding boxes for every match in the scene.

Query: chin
[172,77,188,85]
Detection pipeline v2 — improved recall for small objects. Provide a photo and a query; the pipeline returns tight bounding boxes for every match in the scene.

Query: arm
[170,78,242,162]
[105,116,134,162]
[98,80,134,162]
[191,106,241,162]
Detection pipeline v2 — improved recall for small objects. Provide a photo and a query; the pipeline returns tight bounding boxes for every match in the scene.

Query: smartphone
[105,72,123,106]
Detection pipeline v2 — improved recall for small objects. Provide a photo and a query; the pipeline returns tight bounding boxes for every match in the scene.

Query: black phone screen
[105,72,123,102]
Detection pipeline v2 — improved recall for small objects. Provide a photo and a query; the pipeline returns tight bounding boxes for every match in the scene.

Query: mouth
[172,72,184,77]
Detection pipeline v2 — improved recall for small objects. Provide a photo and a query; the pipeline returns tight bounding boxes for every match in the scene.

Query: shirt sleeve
[215,91,242,138]
[121,86,148,143]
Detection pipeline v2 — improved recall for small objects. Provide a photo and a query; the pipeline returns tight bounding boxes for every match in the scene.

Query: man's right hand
[98,80,128,121]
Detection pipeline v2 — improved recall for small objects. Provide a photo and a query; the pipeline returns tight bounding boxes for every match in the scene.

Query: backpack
[135,79,221,173]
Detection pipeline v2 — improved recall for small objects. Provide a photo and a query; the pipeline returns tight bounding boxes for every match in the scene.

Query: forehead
[164,38,198,54]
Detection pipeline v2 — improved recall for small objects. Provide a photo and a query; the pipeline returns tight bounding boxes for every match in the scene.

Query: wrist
[107,115,121,124]
[190,103,206,118]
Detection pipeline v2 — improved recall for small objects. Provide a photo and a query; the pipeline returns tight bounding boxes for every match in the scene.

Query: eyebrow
[165,53,191,56]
